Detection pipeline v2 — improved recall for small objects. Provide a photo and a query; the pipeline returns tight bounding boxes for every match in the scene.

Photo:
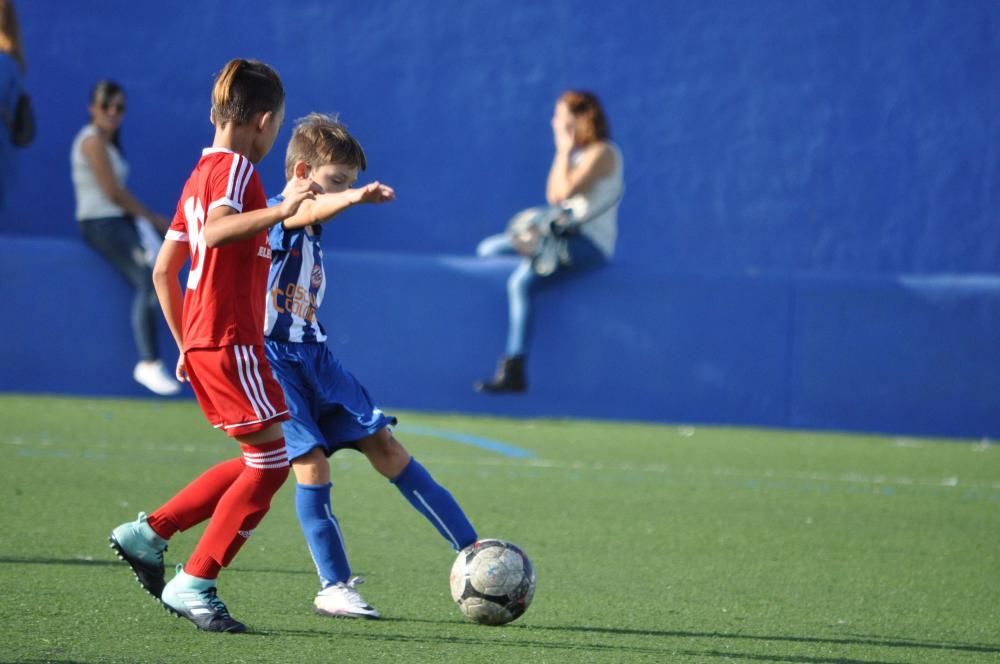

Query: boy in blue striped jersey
[264,113,477,618]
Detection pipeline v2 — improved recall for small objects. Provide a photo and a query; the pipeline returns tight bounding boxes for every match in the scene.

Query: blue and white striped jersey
[264,195,327,343]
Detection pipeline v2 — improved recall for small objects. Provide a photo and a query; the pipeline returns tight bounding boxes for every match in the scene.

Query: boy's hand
[174,355,188,383]
[279,177,317,218]
[350,181,395,206]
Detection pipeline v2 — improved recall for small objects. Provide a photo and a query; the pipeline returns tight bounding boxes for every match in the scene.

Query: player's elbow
[203,231,227,249]
[151,256,177,283]
[151,266,171,290]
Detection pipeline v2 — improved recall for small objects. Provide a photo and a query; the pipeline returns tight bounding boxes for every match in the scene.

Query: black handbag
[7,93,35,147]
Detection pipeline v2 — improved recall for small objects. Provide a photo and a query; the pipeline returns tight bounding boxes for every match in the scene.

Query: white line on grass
[5,438,999,491]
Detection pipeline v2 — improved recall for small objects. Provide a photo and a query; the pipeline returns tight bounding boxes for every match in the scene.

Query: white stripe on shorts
[221,410,289,431]
[233,345,277,420]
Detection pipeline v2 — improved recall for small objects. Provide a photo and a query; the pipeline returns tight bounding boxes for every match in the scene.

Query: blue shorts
[264,340,397,462]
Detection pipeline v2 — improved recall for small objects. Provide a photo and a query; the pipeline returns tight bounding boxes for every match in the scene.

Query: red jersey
[166,148,273,351]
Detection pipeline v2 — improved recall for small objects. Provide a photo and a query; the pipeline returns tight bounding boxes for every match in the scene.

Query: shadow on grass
[3,557,995,663]
[257,624,906,664]
[0,556,313,576]
[512,622,1000,657]
[0,556,123,568]
[263,617,999,663]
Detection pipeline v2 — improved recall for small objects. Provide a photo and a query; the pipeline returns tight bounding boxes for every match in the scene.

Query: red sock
[185,439,289,579]
[147,457,245,539]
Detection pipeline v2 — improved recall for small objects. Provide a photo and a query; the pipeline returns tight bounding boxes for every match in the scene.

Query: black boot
[475,355,526,393]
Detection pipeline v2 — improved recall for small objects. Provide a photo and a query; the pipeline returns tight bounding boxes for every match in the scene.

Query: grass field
[1,394,998,663]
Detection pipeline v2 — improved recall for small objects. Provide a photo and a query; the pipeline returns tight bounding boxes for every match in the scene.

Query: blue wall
[4,0,999,273]
[2,238,999,439]
[2,1,998,438]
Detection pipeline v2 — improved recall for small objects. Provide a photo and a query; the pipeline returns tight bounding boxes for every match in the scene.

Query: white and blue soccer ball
[449,538,535,625]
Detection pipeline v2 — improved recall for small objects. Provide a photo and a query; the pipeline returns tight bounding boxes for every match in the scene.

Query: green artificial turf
[1,395,997,663]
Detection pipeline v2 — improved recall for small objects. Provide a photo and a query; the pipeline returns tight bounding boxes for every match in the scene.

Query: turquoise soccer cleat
[109,511,168,599]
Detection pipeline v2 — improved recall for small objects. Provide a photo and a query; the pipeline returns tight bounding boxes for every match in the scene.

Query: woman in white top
[475,90,624,393]
[71,80,179,395]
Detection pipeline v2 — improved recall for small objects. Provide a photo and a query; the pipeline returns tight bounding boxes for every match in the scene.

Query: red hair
[559,90,610,146]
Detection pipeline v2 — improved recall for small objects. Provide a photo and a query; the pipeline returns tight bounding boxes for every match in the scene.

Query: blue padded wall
[2,2,998,439]
[0,238,180,396]
[2,238,998,439]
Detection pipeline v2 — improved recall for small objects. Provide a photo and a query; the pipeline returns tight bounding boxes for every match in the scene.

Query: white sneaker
[314,577,381,619]
[133,360,181,396]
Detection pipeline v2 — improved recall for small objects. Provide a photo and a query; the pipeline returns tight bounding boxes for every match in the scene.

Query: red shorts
[185,344,290,438]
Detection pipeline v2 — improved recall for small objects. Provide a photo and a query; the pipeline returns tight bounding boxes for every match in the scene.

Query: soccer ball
[449,539,535,625]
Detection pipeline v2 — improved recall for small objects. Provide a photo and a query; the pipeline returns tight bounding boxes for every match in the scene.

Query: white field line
[421,456,1000,490]
[4,437,999,490]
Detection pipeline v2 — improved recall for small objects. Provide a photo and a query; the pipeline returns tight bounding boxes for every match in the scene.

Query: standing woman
[475,90,624,392]
[71,80,180,395]
[0,0,26,210]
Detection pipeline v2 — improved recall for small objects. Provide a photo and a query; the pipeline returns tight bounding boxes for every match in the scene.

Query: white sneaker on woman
[133,360,181,396]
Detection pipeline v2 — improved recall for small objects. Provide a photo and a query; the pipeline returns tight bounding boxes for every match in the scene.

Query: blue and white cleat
[314,576,381,619]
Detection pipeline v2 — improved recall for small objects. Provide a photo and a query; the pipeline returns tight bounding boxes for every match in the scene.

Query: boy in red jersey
[109,58,315,634]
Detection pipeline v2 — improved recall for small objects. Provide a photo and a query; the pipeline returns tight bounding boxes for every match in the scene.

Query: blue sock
[392,458,477,550]
[295,483,351,588]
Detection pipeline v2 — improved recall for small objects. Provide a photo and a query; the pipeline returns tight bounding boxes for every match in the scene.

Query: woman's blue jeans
[79,216,159,362]
[477,231,607,357]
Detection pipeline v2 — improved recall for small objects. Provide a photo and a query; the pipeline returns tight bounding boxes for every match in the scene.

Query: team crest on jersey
[310,264,323,288]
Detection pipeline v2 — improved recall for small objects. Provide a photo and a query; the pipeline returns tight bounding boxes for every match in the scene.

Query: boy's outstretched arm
[203,178,316,247]
[283,182,395,230]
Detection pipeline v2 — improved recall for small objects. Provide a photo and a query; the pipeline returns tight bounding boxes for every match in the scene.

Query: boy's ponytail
[212,59,245,113]
[211,58,284,127]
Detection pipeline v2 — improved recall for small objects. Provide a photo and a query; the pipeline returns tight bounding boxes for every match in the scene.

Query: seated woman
[475,90,624,393]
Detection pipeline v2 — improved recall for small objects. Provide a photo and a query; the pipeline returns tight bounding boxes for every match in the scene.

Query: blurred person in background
[71,80,179,395]
[0,0,29,210]
[475,90,624,393]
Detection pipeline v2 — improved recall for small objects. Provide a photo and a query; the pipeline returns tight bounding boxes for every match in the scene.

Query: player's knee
[240,437,292,494]
[361,430,410,478]
[291,447,329,485]
[258,463,290,493]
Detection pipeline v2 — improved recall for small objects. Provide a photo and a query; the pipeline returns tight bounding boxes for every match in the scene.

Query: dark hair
[559,90,610,146]
[211,58,284,127]
[284,113,367,180]
[90,80,125,151]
